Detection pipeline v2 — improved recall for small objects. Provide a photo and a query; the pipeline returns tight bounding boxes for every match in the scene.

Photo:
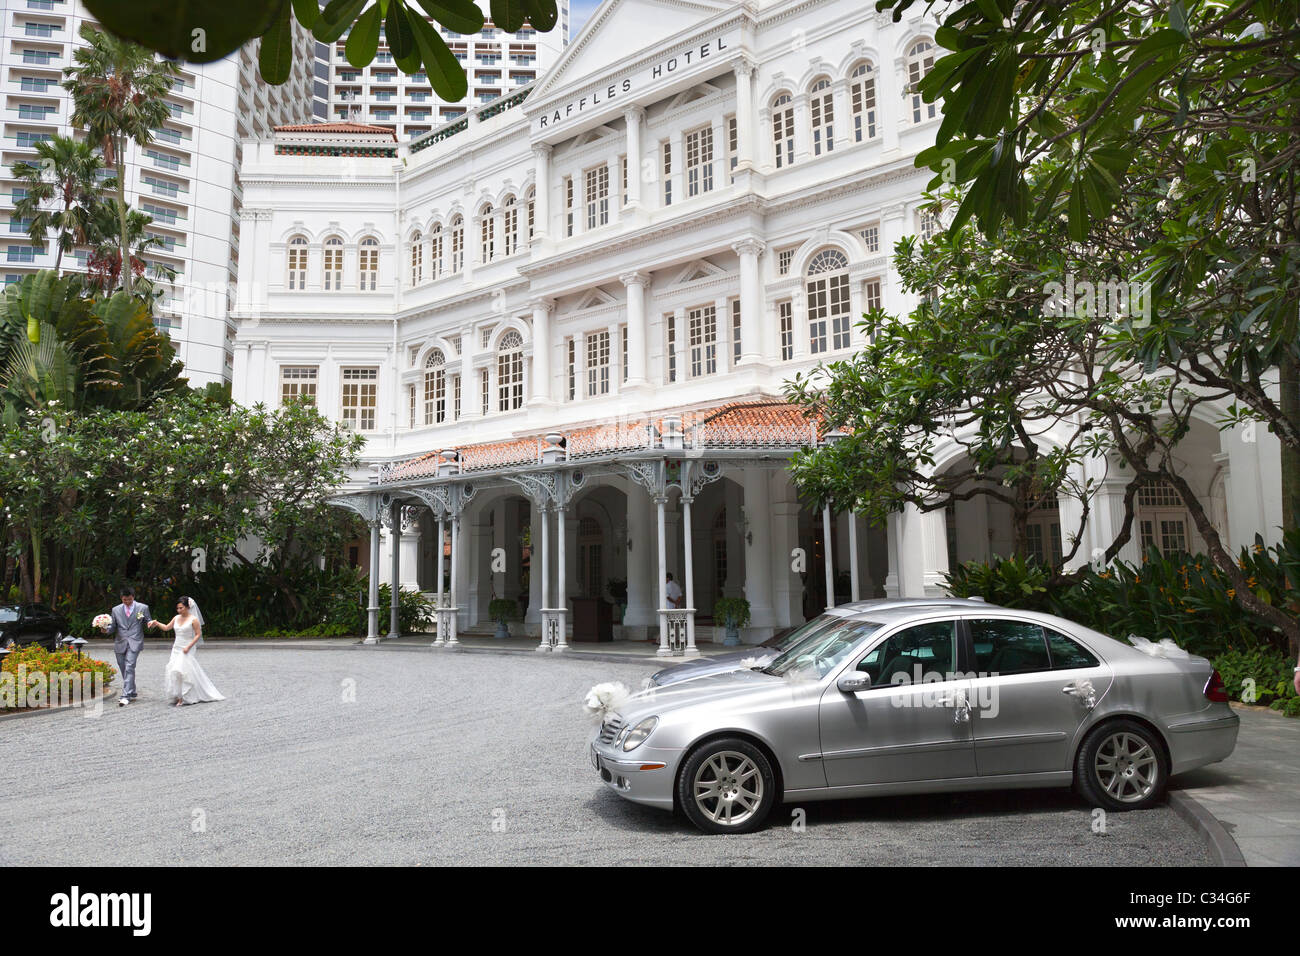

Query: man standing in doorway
[666,572,683,609]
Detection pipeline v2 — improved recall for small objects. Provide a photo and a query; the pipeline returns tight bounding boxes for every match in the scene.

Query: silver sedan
[589,600,1239,834]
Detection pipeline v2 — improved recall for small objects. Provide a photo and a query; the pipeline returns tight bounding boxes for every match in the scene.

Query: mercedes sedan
[589,600,1239,834]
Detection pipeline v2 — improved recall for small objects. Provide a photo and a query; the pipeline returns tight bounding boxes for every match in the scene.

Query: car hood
[651,649,778,684]
[614,668,809,726]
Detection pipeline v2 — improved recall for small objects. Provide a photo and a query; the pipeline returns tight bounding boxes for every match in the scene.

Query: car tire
[50,630,63,652]
[677,737,776,834]
[1074,718,1168,811]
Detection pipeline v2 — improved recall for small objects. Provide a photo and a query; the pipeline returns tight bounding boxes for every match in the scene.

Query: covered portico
[328,401,893,653]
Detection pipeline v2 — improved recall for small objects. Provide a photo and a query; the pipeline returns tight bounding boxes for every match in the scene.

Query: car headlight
[621,716,658,752]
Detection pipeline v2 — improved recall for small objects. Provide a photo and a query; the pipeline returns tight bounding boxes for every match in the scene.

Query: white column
[656,494,670,656]
[624,107,644,209]
[732,58,756,169]
[607,318,621,395]
[620,272,649,388]
[710,114,726,193]
[847,511,860,602]
[822,504,835,610]
[624,488,654,633]
[681,494,699,656]
[447,514,460,645]
[672,306,687,380]
[388,501,401,639]
[365,516,381,643]
[731,239,765,366]
[532,144,551,239]
[536,502,551,652]
[527,504,542,632]
[530,298,553,402]
[713,296,730,376]
[793,93,811,163]
[831,78,850,153]
[555,504,569,651]
[433,514,446,645]
[742,468,774,631]
[460,339,478,420]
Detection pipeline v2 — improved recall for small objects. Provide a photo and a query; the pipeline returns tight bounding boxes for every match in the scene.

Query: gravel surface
[3,645,1212,866]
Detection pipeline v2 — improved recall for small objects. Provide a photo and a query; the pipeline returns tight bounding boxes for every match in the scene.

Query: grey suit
[108,601,152,699]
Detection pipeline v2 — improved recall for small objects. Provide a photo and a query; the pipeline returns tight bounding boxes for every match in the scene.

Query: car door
[818,618,976,788]
[965,616,1112,775]
[24,604,54,646]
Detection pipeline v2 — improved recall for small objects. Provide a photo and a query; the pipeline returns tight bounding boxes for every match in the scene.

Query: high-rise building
[0,0,317,386]
[322,1,570,139]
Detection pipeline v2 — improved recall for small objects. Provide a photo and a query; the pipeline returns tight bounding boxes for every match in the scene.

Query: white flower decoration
[583,681,631,719]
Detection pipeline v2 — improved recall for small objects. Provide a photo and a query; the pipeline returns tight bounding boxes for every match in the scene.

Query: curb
[1168,790,1246,867]
[0,683,119,722]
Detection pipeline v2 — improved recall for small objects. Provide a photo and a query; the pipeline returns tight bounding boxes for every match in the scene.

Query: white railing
[658,608,696,657]
[538,608,568,652]
[433,605,458,647]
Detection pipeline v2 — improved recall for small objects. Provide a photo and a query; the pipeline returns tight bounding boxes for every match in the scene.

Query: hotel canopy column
[536,501,553,652]
[822,504,836,610]
[447,511,461,646]
[655,492,670,656]
[388,499,402,640]
[554,500,569,652]
[434,513,446,646]
[680,491,699,656]
[365,508,381,644]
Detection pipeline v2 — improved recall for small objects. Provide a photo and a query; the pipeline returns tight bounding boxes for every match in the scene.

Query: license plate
[590,745,600,771]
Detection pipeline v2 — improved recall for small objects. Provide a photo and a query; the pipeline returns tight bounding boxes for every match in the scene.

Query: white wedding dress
[164,617,225,704]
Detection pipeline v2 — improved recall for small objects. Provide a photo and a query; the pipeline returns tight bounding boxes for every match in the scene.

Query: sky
[569,0,605,35]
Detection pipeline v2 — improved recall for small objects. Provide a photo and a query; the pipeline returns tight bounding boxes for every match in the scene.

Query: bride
[149,596,225,707]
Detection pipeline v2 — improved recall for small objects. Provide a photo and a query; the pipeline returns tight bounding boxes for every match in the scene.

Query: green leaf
[290,0,320,29]
[490,0,527,33]
[258,2,294,85]
[413,0,485,35]
[409,12,468,101]
[385,1,415,60]
[81,0,282,63]
[313,0,367,42]
[346,3,382,68]
[520,0,557,32]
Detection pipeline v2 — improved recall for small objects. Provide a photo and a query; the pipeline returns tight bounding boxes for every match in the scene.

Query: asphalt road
[1,645,1212,866]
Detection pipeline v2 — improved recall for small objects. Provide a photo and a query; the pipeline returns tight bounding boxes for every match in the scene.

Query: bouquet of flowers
[583,681,631,720]
[92,613,112,632]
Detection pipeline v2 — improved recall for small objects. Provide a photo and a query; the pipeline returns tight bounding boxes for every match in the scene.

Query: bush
[1,643,116,710]
[1212,648,1298,711]
[488,598,519,623]
[713,596,751,629]
[371,584,435,635]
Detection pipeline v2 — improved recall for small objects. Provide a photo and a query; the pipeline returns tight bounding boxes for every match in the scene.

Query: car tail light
[1204,669,1230,703]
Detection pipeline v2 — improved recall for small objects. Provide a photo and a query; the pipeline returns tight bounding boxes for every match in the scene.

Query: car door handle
[1062,680,1097,708]
[935,691,971,723]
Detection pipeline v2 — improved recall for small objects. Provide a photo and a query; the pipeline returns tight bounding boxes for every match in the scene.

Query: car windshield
[762,619,883,680]
[759,614,837,651]
[0,607,17,623]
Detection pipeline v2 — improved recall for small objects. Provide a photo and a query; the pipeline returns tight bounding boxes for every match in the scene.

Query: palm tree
[10,135,105,274]
[62,24,178,294]
[85,203,175,298]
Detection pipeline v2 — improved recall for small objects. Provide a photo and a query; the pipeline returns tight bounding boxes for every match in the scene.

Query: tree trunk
[115,135,131,295]
[1280,352,1300,534]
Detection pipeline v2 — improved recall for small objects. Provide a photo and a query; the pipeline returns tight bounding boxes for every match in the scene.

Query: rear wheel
[1075,719,1168,811]
[677,738,776,834]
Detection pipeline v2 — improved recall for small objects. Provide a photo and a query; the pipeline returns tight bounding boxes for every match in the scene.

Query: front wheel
[677,738,776,834]
[1075,719,1168,811]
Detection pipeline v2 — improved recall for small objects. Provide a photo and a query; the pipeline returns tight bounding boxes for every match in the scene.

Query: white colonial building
[230,0,1284,652]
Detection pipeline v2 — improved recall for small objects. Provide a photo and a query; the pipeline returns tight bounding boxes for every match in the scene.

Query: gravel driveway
[1,644,1212,865]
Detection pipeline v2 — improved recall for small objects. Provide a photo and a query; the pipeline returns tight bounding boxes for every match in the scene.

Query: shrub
[370,584,435,634]
[713,596,751,629]
[1,643,115,710]
[1212,648,1298,710]
[488,599,519,623]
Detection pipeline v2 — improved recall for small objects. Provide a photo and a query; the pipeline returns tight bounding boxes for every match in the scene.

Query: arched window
[771,93,794,169]
[1137,480,1193,557]
[358,237,379,290]
[502,195,518,256]
[287,235,308,290]
[497,329,524,412]
[806,248,851,354]
[423,348,446,425]
[524,188,535,242]
[809,78,834,155]
[410,232,423,286]
[429,223,443,280]
[322,236,344,290]
[449,215,464,272]
[480,204,494,263]
[850,62,876,142]
[907,39,937,123]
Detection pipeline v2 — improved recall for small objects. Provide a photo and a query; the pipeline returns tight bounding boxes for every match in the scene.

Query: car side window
[856,620,957,687]
[970,619,1051,675]
[1045,628,1099,669]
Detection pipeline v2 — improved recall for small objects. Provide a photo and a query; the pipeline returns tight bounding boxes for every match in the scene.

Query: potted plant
[607,578,628,623]
[713,596,751,647]
[488,599,519,639]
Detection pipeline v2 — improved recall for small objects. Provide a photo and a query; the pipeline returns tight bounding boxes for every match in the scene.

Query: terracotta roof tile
[274,121,399,140]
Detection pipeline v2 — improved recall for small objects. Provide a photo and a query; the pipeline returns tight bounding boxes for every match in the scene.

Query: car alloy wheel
[677,738,776,834]
[1094,731,1159,803]
[1075,718,1167,811]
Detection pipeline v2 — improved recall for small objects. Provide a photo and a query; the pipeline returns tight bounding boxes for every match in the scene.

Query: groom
[107,587,152,707]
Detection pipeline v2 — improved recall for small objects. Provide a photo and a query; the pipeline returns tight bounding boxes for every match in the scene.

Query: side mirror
[837,673,871,693]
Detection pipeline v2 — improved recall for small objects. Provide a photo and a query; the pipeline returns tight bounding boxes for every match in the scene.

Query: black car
[0,603,71,651]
